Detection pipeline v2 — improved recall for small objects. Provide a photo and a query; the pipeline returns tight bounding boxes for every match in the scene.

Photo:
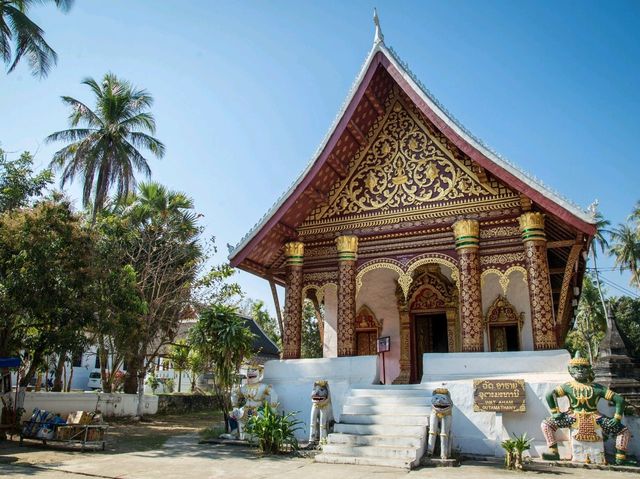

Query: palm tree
[586,204,612,324]
[125,182,198,234]
[46,73,165,220]
[1,0,73,77]
[610,223,640,287]
[630,200,640,233]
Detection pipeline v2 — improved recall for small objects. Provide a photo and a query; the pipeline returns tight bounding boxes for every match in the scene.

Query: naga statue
[221,363,278,441]
[308,380,333,444]
[427,388,453,460]
[541,351,633,465]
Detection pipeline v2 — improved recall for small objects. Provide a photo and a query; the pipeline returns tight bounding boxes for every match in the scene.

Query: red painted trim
[232,49,596,268]
[380,56,596,236]
[231,52,386,267]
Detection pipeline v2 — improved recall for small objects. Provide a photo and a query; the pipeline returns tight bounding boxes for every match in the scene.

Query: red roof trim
[381,56,596,236]
[230,53,386,267]
[231,49,595,267]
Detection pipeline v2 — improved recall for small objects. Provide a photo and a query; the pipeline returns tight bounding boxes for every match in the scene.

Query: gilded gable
[301,89,519,235]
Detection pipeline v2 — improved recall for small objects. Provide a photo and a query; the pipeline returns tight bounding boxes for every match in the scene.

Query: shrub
[246,402,301,454]
[501,433,532,470]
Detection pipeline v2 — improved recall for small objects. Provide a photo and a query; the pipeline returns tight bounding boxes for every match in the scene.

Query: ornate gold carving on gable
[309,95,500,222]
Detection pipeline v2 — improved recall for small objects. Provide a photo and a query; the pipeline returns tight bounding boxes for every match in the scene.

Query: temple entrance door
[356,330,377,355]
[489,324,519,352]
[411,313,448,382]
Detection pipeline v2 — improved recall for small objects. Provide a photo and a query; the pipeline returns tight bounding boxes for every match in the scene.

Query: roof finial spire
[373,8,384,45]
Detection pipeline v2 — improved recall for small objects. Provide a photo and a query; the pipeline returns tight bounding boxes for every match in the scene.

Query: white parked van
[86,370,102,390]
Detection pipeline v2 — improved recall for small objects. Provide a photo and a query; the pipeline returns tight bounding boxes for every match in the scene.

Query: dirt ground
[0,410,223,466]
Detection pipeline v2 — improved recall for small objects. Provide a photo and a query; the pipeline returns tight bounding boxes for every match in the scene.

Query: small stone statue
[541,351,634,465]
[309,380,333,444]
[427,388,453,459]
[220,363,278,441]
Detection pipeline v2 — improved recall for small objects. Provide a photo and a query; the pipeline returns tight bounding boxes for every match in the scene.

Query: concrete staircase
[315,385,431,469]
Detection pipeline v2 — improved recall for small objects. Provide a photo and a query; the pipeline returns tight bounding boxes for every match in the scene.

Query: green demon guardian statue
[541,351,634,465]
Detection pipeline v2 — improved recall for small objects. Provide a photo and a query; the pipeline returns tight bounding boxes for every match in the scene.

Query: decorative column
[452,219,484,352]
[336,235,358,357]
[394,303,411,384]
[282,241,304,359]
[519,212,557,349]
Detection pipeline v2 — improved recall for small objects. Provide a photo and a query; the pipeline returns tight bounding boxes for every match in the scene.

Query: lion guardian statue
[427,388,453,459]
[309,380,333,444]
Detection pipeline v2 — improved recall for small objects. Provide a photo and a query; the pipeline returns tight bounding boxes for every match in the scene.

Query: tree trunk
[52,353,65,392]
[67,365,74,392]
[177,370,182,393]
[35,373,42,392]
[123,354,140,394]
[99,346,110,393]
[135,370,146,418]
[19,352,42,388]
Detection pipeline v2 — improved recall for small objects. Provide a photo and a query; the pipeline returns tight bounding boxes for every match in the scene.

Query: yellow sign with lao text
[473,379,526,413]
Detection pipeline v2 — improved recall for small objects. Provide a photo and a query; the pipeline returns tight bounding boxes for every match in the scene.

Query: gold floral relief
[315,98,497,220]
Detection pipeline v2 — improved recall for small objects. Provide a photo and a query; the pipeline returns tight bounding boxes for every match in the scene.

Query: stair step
[328,433,424,448]
[315,453,415,469]
[339,413,429,426]
[349,388,430,397]
[334,423,426,436]
[345,396,429,406]
[322,444,418,459]
[342,405,431,415]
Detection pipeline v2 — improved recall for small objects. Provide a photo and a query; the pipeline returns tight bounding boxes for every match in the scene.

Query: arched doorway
[403,266,458,383]
[485,295,524,352]
[355,305,381,356]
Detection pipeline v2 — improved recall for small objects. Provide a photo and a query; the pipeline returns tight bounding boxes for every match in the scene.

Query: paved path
[1,434,637,479]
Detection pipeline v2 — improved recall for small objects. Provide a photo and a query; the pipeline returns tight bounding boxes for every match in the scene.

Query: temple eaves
[228,20,596,264]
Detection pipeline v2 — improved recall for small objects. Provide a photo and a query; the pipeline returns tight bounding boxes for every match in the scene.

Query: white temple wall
[263,356,378,440]
[422,350,572,457]
[480,271,533,351]
[322,284,338,358]
[356,268,401,384]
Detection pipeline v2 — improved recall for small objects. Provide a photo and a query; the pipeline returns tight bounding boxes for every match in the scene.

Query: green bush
[246,402,301,454]
[501,433,532,470]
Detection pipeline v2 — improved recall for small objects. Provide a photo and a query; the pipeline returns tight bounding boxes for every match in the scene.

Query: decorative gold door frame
[394,267,459,384]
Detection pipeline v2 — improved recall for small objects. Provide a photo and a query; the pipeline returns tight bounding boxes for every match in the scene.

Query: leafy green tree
[110,183,202,416]
[243,299,280,347]
[189,304,254,431]
[301,300,322,358]
[196,260,243,308]
[609,296,640,359]
[187,348,205,391]
[0,196,95,387]
[0,0,74,78]
[47,74,165,219]
[586,204,612,323]
[0,148,52,212]
[610,223,640,287]
[169,339,189,393]
[566,275,606,363]
[91,212,145,393]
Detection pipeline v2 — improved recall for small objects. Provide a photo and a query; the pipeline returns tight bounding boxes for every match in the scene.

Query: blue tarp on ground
[0,357,20,368]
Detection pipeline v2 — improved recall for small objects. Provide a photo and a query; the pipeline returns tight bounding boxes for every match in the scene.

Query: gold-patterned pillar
[453,219,484,352]
[394,304,411,384]
[519,212,557,349]
[282,241,304,359]
[336,235,358,357]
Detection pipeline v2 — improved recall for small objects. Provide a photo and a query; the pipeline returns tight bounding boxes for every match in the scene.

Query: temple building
[229,20,596,386]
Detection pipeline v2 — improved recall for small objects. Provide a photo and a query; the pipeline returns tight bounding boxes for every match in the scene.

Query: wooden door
[356,330,377,355]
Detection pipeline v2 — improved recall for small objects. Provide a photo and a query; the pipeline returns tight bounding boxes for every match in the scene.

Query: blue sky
[1,0,639,310]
